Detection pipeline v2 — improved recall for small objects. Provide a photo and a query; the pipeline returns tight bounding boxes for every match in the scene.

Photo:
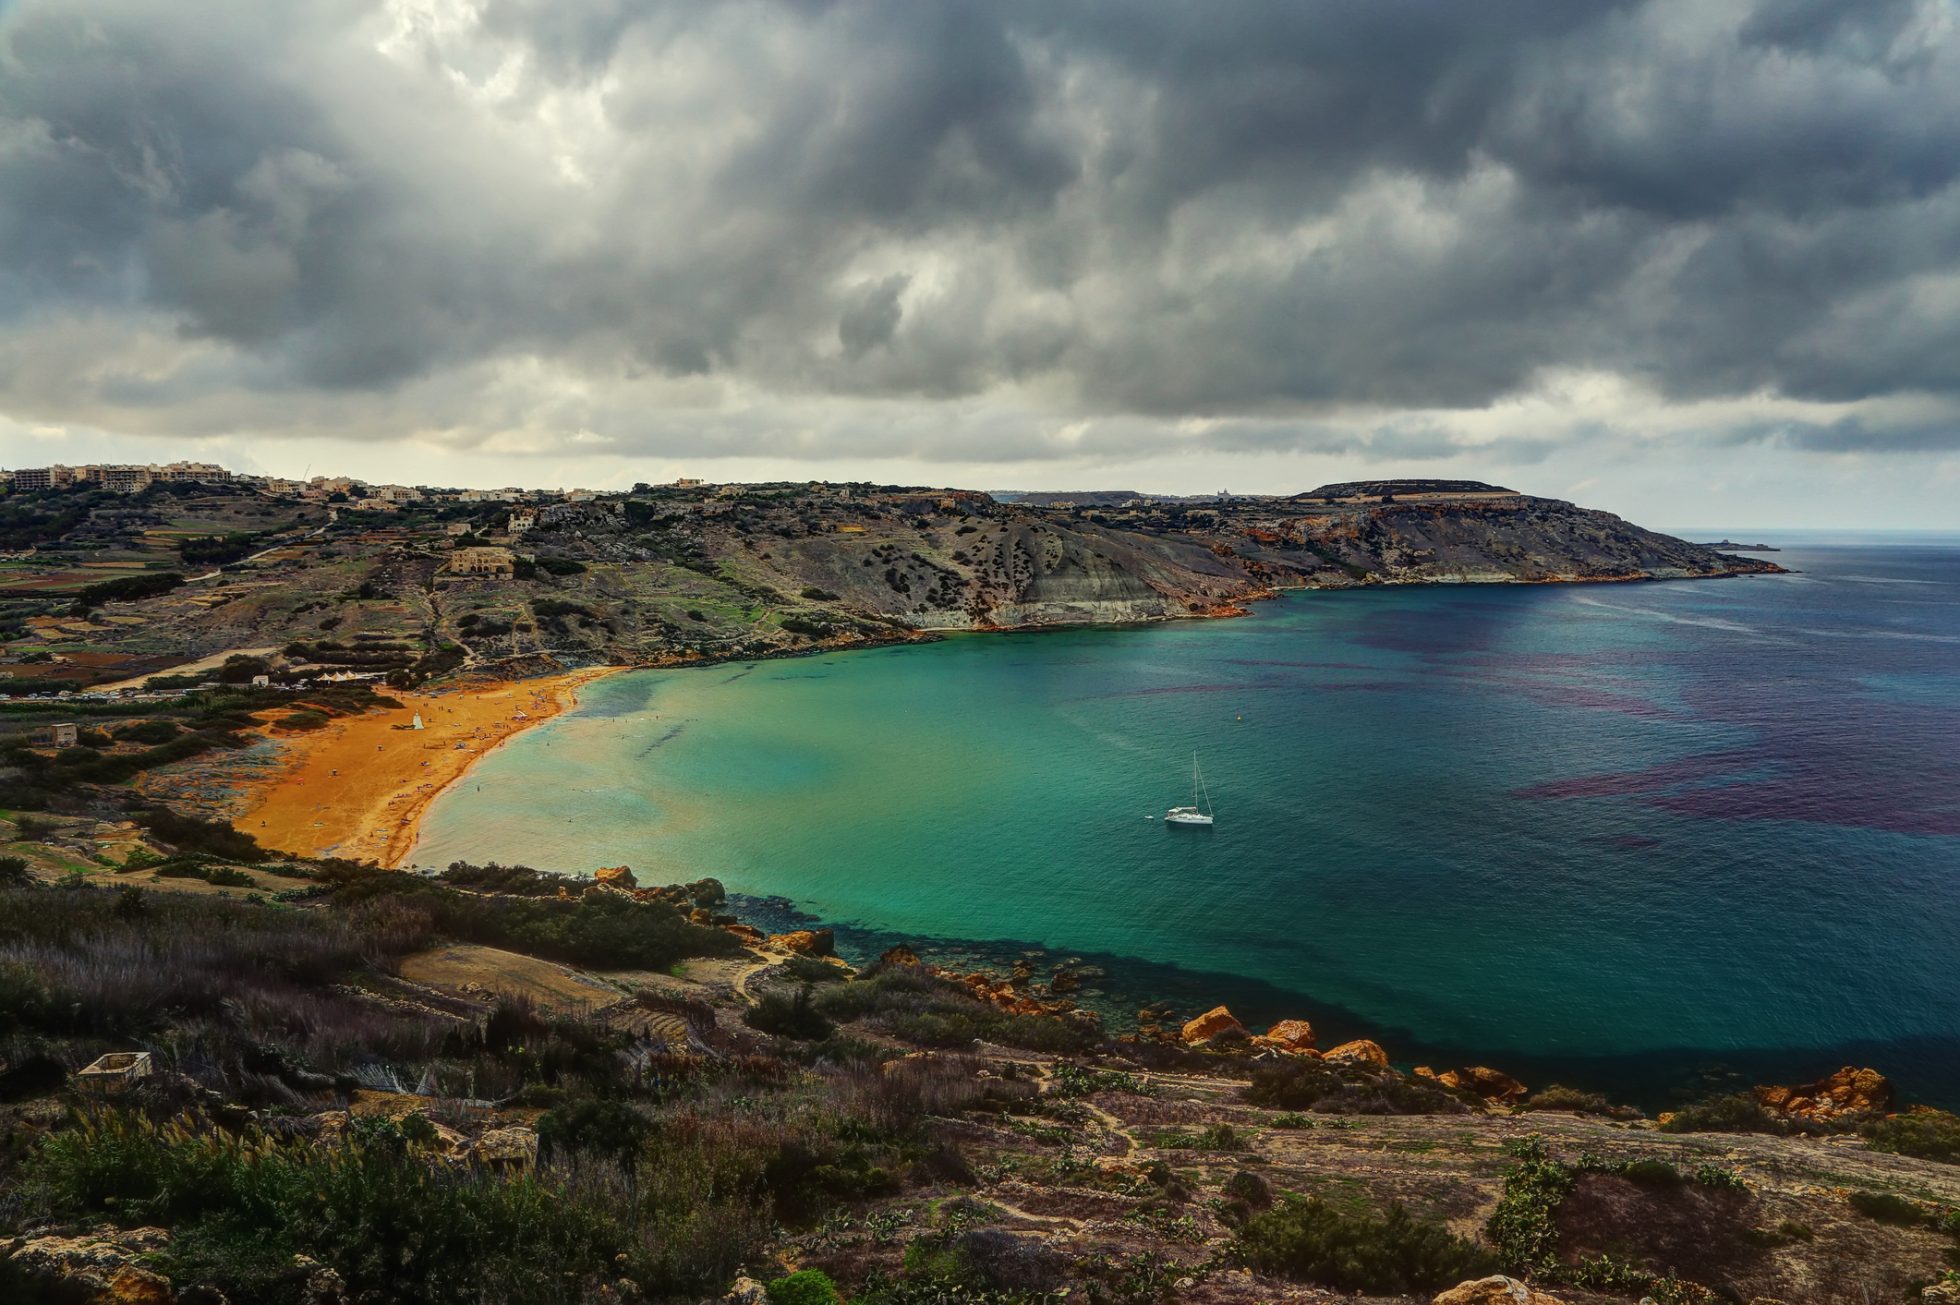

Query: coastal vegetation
[1,862,1956,1302]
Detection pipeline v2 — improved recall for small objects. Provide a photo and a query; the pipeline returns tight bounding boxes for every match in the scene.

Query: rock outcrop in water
[1755,1065,1894,1123]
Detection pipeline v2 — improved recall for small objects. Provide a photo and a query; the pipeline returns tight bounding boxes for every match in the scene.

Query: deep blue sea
[416,536,1960,1108]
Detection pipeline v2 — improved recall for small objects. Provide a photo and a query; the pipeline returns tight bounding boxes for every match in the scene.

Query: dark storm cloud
[1,0,1958,456]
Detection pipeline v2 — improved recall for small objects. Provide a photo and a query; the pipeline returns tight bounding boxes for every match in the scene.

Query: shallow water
[416,537,1960,1106]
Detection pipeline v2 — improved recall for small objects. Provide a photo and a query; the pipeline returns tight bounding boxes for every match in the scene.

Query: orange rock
[1432,1276,1567,1304]
[106,1267,175,1305]
[1262,1018,1316,1050]
[766,928,836,957]
[1323,1038,1389,1067]
[1437,1066,1527,1103]
[1754,1066,1892,1122]
[880,944,924,968]
[1181,1005,1247,1045]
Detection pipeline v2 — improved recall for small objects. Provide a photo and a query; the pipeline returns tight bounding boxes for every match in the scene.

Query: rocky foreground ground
[1,845,1956,1305]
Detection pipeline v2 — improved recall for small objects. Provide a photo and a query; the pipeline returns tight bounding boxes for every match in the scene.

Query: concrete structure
[443,546,517,577]
[77,1052,153,1095]
[33,722,80,748]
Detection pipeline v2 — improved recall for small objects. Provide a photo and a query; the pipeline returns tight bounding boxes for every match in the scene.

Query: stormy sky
[2,0,1958,527]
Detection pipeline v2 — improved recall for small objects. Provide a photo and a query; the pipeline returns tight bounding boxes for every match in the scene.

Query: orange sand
[236,667,618,868]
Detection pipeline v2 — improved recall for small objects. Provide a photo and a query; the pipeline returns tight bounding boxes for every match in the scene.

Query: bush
[1244,1058,1466,1116]
[1847,1190,1927,1226]
[69,571,186,614]
[1658,1091,1794,1136]
[114,720,183,744]
[537,1099,653,1166]
[0,855,30,886]
[767,1269,842,1305]
[1235,1196,1499,1292]
[1520,1084,1620,1116]
[746,985,835,1041]
[137,808,267,863]
[23,1111,621,1304]
[1862,1107,1960,1165]
[320,863,743,971]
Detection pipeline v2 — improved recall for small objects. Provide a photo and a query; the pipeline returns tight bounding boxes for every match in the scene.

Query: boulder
[723,1276,769,1305]
[107,1266,176,1305]
[470,1125,538,1170]
[1754,1066,1892,1123]
[880,944,924,968]
[1921,1282,1960,1305]
[1438,1066,1528,1104]
[1323,1038,1390,1067]
[1434,1276,1567,1304]
[1258,1019,1316,1051]
[1180,1005,1247,1045]
[593,865,636,889]
[6,1226,173,1298]
[768,928,835,957]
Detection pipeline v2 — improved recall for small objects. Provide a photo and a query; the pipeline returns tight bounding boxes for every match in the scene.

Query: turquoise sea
[415,536,1960,1107]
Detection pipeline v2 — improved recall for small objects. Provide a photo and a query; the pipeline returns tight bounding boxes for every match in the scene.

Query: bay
[414,536,1960,1106]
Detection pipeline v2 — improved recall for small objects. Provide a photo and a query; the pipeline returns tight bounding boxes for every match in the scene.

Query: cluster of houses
[6,462,231,492]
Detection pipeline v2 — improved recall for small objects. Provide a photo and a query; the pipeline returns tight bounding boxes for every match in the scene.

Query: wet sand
[234,667,618,867]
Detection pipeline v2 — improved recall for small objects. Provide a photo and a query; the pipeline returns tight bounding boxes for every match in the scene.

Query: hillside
[0,480,1779,692]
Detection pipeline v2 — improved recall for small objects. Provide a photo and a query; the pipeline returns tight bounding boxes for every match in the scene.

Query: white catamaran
[1165,752,1215,827]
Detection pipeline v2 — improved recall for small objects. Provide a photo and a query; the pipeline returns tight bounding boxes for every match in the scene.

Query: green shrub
[1862,1108,1960,1164]
[538,1099,653,1165]
[69,571,186,614]
[1236,1196,1498,1291]
[746,985,835,1041]
[1244,1058,1465,1115]
[1658,1091,1792,1135]
[0,855,30,886]
[1618,1159,1682,1188]
[138,808,267,863]
[320,863,742,970]
[767,1269,843,1305]
[1847,1189,1927,1226]
[1485,1135,1574,1277]
[1520,1084,1617,1115]
[25,1112,621,1304]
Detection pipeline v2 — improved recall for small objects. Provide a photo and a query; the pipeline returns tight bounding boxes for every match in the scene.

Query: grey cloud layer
[1,0,1957,458]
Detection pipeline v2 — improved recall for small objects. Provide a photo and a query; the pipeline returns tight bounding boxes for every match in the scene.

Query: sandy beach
[235,666,618,868]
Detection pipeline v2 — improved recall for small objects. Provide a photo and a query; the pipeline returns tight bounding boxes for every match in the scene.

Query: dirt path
[95,645,281,692]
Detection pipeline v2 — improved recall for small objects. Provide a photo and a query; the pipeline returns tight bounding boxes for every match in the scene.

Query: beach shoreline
[233,666,620,868]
